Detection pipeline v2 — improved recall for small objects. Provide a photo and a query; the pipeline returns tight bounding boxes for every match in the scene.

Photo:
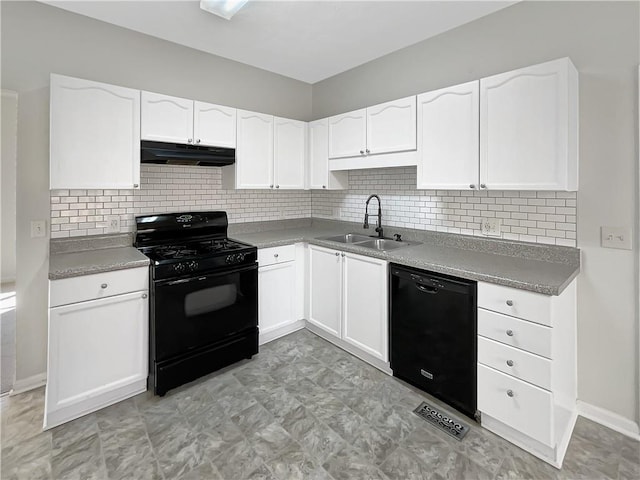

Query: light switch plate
[30,220,46,238]
[601,226,632,250]
[481,217,502,236]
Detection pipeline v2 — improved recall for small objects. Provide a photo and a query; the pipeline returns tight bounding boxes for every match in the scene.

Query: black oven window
[184,284,237,316]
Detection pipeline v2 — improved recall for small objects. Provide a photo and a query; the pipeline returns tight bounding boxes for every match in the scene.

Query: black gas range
[135,211,258,396]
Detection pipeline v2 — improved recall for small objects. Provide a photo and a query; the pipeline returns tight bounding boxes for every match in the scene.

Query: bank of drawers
[477,281,554,446]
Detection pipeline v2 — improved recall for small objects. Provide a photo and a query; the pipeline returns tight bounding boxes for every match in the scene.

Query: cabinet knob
[142,293,148,299]
[507,389,514,397]
[335,252,340,257]
[506,329,514,337]
[276,185,280,189]
[322,185,326,189]
[480,184,487,189]
[270,185,274,189]
[274,253,279,258]
[365,149,370,154]
[341,253,345,257]
[470,184,476,189]
[196,139,201,144]
[187,138,193,143]
[506,360,514,367]
[506,300,514,306]
[133,184,139,188]
[360,150,365,155]
[101,283,108,289]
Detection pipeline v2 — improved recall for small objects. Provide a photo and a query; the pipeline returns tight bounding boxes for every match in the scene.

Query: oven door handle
[166,276,208,286]
[158,264,257,287]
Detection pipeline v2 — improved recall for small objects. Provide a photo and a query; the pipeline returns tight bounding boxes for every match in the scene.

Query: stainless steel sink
[358,238,419,251]
[320,233,372,244]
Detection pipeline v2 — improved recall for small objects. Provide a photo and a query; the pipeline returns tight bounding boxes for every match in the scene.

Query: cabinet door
[274,117,306,189]
[141,91,194,144]
[308,245,342,337]
[236,110,274,189]
[417,82,479,190]
[366,96,417,155]
[480,57,578,190]
[259,261,296,335]
[50,74,140,189]
[193,101,236,148]
[328,109,367,159]
[45,291,148,428]
[309,119,348,190]
[342,252,388,362]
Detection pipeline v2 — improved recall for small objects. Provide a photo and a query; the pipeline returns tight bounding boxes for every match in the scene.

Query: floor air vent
[413,401,470,441]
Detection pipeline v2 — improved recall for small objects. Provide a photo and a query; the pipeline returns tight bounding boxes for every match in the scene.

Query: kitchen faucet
[363,194,384,238]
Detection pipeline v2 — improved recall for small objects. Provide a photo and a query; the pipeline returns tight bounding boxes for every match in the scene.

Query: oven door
[153,264,257,361]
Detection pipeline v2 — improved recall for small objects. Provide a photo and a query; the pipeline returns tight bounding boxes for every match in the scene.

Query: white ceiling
[43,1,517,84]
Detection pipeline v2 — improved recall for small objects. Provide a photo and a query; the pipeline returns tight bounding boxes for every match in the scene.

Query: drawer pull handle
[506,300,514,306]
[274,253,279,258]
[142,293,148,299]
[335,252,340,256]
[506,329,514,337]
[101,283,108,289]
[507,389,514,397]
[506,360,514,367]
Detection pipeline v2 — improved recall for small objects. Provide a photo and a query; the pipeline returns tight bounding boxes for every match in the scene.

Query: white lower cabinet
[258,244,305,344]
[477,280,577,468]
[45,267,149,429]
[308,245,388,363]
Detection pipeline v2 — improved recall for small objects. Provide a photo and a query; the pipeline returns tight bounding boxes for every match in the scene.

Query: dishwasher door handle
[415,283,438,294]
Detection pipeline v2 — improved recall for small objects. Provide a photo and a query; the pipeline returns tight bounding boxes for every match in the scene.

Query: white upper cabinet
[50,74,141,190]
[328,96,417,160]
[328,108,367,159]
[141,91,193,144]
[480,57,578,191]
[274,117,306,189]
[234,109,274,189]
[193,101,236,148]
[308,119,348,190]
[417,81,480,190]
[366,96,417,155]
[141,92,236,147]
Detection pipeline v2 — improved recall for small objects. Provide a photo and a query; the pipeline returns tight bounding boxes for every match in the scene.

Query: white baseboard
[11,372,47,395]
[259,320,305,345]
[577,400,640,441]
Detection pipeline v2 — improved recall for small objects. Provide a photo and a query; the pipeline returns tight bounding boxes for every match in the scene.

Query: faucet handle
[393,234,402,242]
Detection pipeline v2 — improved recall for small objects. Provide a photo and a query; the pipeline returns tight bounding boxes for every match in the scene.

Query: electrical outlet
[601,226,632,250]
[333,208,341,218]
[30,220,46,238]
[105,215,120,234]
[481,217,502,236]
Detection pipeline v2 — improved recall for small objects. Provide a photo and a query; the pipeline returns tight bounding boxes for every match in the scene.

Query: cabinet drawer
[478,282,552,326]
[258,245,295,267]
[478,336,551,390]
[478,364,553,446]
[50,267,149,307]
[478,308,551,358]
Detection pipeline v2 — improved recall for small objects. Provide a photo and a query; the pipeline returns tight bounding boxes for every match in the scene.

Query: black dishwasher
[389,264,477,419]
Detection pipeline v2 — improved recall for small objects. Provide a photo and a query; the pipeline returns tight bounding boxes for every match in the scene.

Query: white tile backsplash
[50,165,576,247]
[311,168,577,247]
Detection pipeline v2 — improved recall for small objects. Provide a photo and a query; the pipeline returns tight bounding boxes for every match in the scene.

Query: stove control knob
[187,261,198,271]
[174,263,186,273]
[225,255,233,264]
[237,253,245,262]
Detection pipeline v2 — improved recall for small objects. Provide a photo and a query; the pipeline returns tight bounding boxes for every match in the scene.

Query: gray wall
[1,91,17,283]
[0,0,312,385]
[313,1,640,425]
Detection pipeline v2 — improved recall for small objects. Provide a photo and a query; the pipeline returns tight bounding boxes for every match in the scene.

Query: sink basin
[321,233,372,244]
[358,239,420,251]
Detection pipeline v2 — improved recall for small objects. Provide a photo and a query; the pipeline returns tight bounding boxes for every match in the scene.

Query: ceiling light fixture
[200,0,249,20]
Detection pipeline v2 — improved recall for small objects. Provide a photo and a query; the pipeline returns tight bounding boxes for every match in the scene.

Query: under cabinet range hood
[141,140,235,166]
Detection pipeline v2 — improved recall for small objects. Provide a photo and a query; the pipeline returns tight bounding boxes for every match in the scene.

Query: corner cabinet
[50,74,141,189]
[140,91,236,147]
[479,57,578,191]
[308,245,388,363]
[44,267,149,429]
[308,119,348,190]
[273,117,306,189]
[476,280,577,468]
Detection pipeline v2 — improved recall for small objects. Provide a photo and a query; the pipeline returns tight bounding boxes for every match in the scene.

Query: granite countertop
[49,235,149,280]
[231,220,579,296]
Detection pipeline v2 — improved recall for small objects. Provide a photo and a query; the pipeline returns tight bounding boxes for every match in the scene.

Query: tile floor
[1,329,639,479]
